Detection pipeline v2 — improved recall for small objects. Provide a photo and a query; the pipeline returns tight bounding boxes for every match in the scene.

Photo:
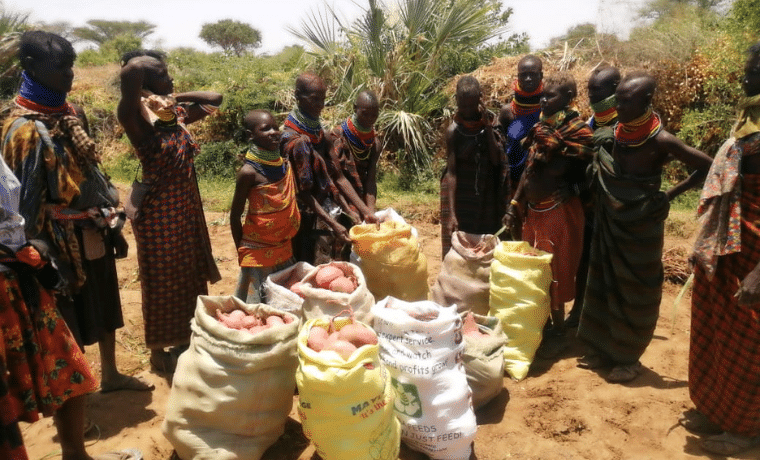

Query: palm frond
[287,5,345,55]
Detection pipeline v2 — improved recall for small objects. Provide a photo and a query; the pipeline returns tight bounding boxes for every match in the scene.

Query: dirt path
[19,210,760,460]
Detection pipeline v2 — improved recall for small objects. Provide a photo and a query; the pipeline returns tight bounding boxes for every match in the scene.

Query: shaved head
[356,90,378,108]
[518,54,542,73]
[295,72,325,97]
[588,65,621,104]
[619,71,656,103]
[243,109,273,131]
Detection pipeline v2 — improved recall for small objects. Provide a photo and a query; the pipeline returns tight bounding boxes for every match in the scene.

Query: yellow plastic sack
[488,241,552,380]
[350,220,428,301]
[296,317,401,460]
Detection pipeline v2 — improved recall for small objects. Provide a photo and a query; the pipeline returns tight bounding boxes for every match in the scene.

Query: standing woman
[117,51,221,373]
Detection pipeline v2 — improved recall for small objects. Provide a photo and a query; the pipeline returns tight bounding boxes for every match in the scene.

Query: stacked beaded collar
[16,70,70,114]
[454,112,486,134]
[341,114,375,160]
[511,79,543,118]
[614,107,662,147]
[284,107,324,145]
[245,144,286,182]
[591,94,618,127]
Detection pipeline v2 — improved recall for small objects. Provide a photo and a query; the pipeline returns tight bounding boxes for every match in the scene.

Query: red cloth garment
[689,172,760,438]
[522,196,585,304]
[0,270,97,422]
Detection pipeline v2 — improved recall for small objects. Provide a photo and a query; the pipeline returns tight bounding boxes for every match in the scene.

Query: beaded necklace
[284,107,324,145]
[540,109,567,127]
[511,80,543,118]
[341,114,375,161]
[454,112,486,139]
[245,144,285,182]
[614,107,662,148]
[591,94,618,127]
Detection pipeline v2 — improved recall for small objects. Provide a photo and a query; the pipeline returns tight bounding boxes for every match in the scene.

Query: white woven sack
[162,296,300,460]
[371,297,476,460]
[263,261,314,317]
[300,261,375,324]
[460,312,507,410]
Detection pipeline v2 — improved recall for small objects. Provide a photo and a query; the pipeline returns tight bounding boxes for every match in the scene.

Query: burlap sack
[431,232,498,314]
[162,296,299,460]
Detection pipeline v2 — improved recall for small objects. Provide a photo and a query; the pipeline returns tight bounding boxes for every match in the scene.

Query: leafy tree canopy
[199,19,261,56]
[72,19,155,46]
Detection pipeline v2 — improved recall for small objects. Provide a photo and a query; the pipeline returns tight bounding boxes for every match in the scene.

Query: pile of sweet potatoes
[216,309,293,334]
[291,263,358,297]
[307,312,377,360]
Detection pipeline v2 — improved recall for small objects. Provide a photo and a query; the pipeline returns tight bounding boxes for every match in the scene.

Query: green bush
[194,140,243,180]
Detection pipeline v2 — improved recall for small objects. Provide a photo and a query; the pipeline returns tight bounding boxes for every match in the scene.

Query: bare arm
[502,170,526,240]
[444,123,458,235]
[298,191,351,244]
[364,142,381,213]
[327,145,376,223]
[175,91,223,125]
[117,57,161,147]
[658,131,712,201]
[229,164,261,249]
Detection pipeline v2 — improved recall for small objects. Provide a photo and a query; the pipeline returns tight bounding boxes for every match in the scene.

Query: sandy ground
[18,205,760,460]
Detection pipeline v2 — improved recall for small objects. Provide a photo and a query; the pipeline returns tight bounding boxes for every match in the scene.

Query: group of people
[0,26,757,458]
[0,30,383,459]
[443,48,760,455]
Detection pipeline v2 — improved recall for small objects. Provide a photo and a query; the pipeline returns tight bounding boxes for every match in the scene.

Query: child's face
[250,114,281,151]
[540,84,569,118]
[456,93,480,121]
[615,79,649,124]
[517,60,542,94]
[355,100,379,129]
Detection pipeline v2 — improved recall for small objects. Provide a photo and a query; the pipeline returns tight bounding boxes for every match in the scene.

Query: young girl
[230,110,301,303]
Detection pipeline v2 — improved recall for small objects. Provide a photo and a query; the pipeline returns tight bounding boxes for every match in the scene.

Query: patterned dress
[689,132,760,437]
[132,107,220,349]
[2,108,124,348]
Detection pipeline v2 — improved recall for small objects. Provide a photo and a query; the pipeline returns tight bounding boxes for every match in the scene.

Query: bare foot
[100,374,154,393]
[605,362,643,383]
[700,432,760,456]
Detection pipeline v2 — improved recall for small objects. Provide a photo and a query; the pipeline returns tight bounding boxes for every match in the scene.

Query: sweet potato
[463,312,486,337]
[290,281,306,298]
[339,322,378,347]
[266,315,285,327]
[323,339,357,360]
[307,326,329,352]
[329,276,356,293]
[315,265,343,289]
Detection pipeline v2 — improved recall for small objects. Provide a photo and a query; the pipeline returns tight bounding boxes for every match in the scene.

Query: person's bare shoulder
[236,162,264,189]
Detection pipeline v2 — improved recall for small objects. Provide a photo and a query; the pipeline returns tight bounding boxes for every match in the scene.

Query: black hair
[749,41,760,60]
[120,49,166,67]
[456,75,481,98]
[545,72,577,99]
[19,30,75,70]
